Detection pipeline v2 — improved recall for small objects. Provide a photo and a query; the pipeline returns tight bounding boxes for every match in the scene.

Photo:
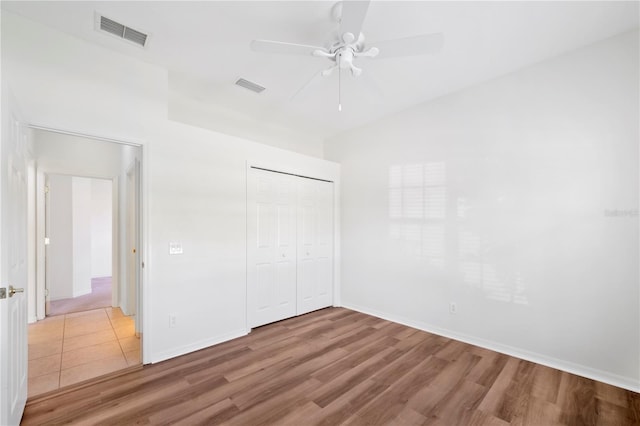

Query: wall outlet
[449,302,457,315]
[169,314,177,328]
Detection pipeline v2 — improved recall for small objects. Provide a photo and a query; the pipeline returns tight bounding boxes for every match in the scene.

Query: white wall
[1,12,166,142]
[168,90,324,158]
[47,175,97,300]
[2,11,340,365]
[71,177,92,297]
[91,179,112,278]
[146,120,339,361]
[325,31,639,391]
[33,129,126,179]
[47,175,73,301]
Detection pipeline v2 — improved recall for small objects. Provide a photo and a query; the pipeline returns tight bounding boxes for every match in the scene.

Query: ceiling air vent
[235,78,266,94]
[97,14,148,48]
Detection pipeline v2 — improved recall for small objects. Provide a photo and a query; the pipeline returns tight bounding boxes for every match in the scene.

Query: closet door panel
[297,179,334,315]
[256,263,273,311]
[298,257,315,308]
[314,181,333,309]
[248,169,297,328]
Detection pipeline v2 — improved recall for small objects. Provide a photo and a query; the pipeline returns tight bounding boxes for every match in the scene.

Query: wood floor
[22,308,640,425]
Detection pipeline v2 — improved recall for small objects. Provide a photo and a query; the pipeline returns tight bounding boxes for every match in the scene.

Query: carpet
[48,277,112,316]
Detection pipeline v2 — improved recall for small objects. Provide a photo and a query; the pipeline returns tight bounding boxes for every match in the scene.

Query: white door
[125,161,139,319]
[43,174,51,315]
[0,95,29,425]
[247,169,297,328]
[297,178,333,315]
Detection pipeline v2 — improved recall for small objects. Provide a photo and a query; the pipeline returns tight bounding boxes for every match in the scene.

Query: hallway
[48,277,112,316]
[27,307,140,398]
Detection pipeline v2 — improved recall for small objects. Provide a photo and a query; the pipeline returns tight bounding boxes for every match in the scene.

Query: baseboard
[149,328,249,364]
[72,288,92,298]
[342,302,640,393]
[28,315,38,324]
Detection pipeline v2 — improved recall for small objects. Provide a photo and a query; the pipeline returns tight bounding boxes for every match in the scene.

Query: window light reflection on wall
[388,162,446,266]
[388,161,528,304]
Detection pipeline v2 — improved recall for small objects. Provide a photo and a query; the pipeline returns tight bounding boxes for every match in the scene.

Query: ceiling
[3,1,639,140]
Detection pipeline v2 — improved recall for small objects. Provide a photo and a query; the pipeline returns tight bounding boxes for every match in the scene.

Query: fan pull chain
[338,67,342,112]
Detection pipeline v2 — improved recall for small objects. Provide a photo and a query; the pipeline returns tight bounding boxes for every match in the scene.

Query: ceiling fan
[250,1,444,110]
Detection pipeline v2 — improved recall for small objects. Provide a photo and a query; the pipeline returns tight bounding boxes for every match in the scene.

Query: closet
[247,167,334,328]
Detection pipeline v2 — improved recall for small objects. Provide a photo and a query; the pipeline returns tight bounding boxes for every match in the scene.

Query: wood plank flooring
[21,308,640,425]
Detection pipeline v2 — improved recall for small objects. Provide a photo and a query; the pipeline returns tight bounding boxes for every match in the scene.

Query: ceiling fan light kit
[250,1,444,111]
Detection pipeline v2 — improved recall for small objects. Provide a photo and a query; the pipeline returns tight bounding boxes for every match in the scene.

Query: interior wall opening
[44,175,113,316]
[28,127,143,398]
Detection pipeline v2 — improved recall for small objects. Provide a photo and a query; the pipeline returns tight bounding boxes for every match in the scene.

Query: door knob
[9,285,24,297]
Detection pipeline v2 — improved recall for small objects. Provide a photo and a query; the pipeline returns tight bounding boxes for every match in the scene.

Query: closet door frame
[246,160,340,330]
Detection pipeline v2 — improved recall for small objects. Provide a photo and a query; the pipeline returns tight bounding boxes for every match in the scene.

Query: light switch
[169,242,183,255]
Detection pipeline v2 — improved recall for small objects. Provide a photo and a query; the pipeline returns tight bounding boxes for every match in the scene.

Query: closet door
[297,178,334,315]
[247,169,297,328]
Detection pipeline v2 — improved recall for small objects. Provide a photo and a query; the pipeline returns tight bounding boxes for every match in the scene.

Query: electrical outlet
[449,302,457,315]
[169,314,177,328]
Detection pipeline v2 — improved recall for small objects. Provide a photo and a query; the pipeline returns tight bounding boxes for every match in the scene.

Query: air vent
[123,27,148,47]
[100,16,125,37]
[97,14,148,48]
[235,78,266,94]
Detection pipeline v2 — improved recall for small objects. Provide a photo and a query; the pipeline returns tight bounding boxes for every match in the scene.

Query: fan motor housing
[329,32,365,55]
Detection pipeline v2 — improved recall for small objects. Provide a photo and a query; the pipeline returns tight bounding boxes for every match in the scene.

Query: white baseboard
[149,328,249,364]
[72,288,92,298]
[342,302,640,393]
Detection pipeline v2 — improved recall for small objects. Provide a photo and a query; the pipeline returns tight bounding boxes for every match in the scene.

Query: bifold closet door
[297,178,333,315]
[247,169,297,328]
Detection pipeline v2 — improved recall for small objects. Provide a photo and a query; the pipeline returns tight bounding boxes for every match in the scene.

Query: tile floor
[28,307,140,398]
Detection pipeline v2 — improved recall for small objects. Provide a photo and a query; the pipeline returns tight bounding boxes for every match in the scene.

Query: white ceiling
[3,1,639,140]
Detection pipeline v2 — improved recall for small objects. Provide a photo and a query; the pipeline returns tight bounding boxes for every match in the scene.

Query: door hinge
[0,288,5,299]
[141,261,145,268]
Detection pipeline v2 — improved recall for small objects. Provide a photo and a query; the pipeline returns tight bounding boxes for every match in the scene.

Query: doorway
[28,128,143,398]
[45,175,113,316]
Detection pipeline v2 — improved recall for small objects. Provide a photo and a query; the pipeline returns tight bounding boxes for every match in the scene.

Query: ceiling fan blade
[371,32,444,59]
[339,0,370,38]
[250,39,326,56]
[291,69,325,101]
[359,70,385,104]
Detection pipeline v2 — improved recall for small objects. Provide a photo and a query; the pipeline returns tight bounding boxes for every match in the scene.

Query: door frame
[124,158,140,332]
[28,125,148,362]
